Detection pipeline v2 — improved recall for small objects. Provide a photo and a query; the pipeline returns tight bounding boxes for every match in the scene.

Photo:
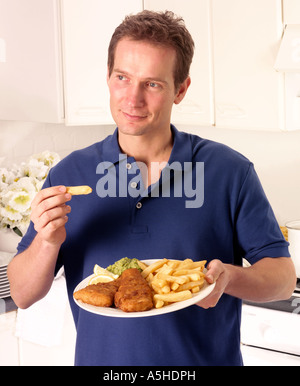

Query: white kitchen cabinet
[283,0,300,24]
[144,0,214,126]
[212,0,285,131]
[61,0,142,125]
[0,0,64,123]
[0,0,291,130]
[0,311,19,366]
[0,0,142,125]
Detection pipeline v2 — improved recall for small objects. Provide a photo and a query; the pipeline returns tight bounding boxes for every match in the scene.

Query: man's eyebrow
[113,68,168,85]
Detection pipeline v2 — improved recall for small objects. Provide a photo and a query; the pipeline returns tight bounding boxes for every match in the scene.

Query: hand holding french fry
[30,186,72,246]
[31,185,92,246]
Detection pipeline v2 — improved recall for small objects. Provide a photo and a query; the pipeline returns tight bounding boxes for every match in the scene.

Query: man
[8,11,296,366]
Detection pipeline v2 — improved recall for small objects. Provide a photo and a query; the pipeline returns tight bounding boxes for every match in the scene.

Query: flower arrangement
[0,151,60,237]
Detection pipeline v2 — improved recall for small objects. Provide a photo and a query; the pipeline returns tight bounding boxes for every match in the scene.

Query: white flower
[0,151,60,236]
[22,150,60,181]
[31,150,60,170]
[0,168,17,190]
[0,176,37,222]
[22,159,49,181]
[2,177,36,210]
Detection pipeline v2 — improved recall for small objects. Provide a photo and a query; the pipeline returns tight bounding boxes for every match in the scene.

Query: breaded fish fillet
[74,278,121,307]
[114,268,153,312]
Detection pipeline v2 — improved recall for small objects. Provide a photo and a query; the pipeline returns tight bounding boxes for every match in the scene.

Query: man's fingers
[30,186,72,234]
[31,186,67,209]
[34,205,71,232]
[205,259,223,284]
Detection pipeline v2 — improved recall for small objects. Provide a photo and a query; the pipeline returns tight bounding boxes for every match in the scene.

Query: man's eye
[116,74,129,82]
[148,82,159,88]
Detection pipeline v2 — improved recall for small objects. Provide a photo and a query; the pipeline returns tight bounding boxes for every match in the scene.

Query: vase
[0,229,21,253]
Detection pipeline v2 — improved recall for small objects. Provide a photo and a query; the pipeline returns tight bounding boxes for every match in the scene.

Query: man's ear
[174,77,191,105]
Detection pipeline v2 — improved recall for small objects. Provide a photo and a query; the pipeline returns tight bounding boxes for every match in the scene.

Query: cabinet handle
[217,104,247,118]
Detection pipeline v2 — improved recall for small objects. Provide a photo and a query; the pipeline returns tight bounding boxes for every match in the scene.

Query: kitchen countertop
[0,297,17,315]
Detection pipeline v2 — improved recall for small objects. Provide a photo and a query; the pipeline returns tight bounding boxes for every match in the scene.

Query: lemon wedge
[93,264,118,278]
[88,274,115,285]
[88,264,119,285]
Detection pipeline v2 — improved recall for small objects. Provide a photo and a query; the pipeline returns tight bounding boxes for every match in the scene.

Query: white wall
[180,125,300,225]
[1,119,300,225]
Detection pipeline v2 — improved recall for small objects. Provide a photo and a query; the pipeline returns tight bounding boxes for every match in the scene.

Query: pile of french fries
[139,259,207,309]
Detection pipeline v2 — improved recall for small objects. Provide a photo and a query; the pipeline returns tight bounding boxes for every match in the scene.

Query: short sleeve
[235,164,290,264]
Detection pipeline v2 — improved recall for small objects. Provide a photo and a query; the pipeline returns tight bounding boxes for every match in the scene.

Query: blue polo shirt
[17,126,289,366]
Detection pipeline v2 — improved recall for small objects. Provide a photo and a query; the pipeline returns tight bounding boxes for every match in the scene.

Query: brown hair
[107,10,195,91]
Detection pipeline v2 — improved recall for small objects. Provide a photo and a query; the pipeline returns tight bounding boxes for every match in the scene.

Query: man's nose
[126,83,145,107]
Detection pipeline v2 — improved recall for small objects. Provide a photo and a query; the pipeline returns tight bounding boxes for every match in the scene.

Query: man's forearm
[198,257,296,309]
[225,257,296,303]
[7,234,61,309]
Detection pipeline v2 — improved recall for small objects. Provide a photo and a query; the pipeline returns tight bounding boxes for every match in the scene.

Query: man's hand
[8,185,72,309]
[196,260,230,309]
[197,257,296,309]
[30,186,72,246]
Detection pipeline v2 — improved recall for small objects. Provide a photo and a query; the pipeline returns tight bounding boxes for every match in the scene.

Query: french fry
[141,258,169,278]
[161,285,171,294]
[137,260,148,271]
[156,273,187,285]
[171,282,180,291]
[186,273,202,281]
[177,280,205,292]
[145,272,154,283]
[175,261,207,270]
[152,277,168,288]
[154,290,193,303]
[191,286,200,293]
[151,282,164,295]
[180,259,194,265]
[66,186,92,195]
[166,260,182,269]
[154,299,165,309]
[141,258,207,310]
[172,269,205,276]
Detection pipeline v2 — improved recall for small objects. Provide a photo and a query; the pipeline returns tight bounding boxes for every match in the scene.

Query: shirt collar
[101,128,126,165]
[101,125,192,166]
[168,124,193,168]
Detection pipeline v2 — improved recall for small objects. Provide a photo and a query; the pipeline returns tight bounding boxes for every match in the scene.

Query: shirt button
[126,163,132,170]
[136,202,142,209]
[130,181,138,189]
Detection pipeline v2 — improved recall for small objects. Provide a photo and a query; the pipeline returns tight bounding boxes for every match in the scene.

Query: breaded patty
[74,278,121,307]
[114,268,153,312]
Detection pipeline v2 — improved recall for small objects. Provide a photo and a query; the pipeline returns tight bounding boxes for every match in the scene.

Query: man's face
[107,38,186,138]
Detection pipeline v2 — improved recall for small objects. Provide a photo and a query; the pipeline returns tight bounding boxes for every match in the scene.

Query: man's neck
[118,128,173,166]
[118,127,174,187]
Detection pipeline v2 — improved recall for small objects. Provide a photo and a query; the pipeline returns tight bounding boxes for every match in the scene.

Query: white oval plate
[73,259,215,318]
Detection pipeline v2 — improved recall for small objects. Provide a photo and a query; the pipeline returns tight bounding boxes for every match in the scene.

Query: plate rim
[73,259,215,318]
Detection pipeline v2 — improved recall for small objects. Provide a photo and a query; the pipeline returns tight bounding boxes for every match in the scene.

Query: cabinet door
[0,312,19,366]
[144,0,214,126]
[283,0,300,24]
[0,0,63,123]
[61,0,143,126]
[212,0,284,131]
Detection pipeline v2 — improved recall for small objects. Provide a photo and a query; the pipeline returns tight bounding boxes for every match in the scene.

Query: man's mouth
[122,111,148,121]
